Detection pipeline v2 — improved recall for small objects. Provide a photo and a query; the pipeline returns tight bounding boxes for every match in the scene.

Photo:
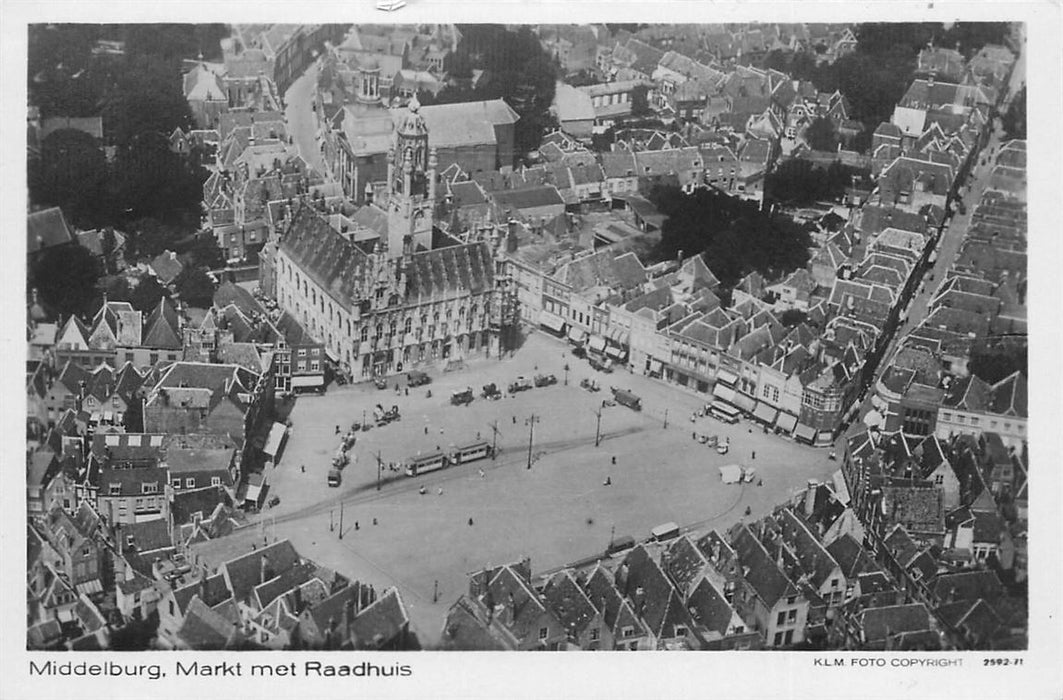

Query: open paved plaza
[204,330,839,647]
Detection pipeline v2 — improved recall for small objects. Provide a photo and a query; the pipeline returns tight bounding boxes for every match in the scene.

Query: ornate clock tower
[386,95,437,258]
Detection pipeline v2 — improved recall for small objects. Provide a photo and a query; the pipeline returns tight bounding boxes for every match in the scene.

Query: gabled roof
[349,587,409,649]
[826,533,881,579]
[221,539,301,603]
[620,545,691,640]
[142,297,182,349]
[859,603,932,642]
[729,524,798,608]
[177,596,238,649]
[541,571,599,638]
[989,371,1027,418]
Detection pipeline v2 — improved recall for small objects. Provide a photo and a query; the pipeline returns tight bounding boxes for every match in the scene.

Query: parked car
[267,496,281,508]
[373,377,388,390]
[407,370,431,387]
[580,378,600,392]
[572,346,587,359]
[588,356,614,373]
[706,434,719,447]
[482,383,502,400]
[327,468,342,487]
[716,437,730,455]
[534,373,558,387]
[606,535,636,556]
[451,387,474,406]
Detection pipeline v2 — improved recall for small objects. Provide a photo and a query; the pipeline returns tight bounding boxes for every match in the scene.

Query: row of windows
[940,412,1024,433]
[171,476,223,489]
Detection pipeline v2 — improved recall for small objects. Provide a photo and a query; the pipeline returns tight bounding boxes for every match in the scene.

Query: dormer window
[109,484,121,496]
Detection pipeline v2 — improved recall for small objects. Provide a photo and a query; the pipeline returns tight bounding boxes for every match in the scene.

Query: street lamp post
[563,363,570,386]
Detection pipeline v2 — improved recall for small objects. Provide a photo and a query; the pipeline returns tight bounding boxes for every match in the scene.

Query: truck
[482,383,502,400]
[534,373,558,387]
[508,376,533,393]
[612,388,642,411]
[407,370,431,387]
[650,522,680,542]
[588,355,614,373]
[327,468,342,487]
[451,387,474,406]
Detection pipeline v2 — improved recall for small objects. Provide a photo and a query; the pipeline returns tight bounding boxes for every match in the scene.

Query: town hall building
[269,96,503,381]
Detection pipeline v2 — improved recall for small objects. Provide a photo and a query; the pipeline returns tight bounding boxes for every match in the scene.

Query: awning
[608,327,626,344]
[731,392,756,413]
[75,579,104,596]
[539,311,566,333]
[605,346,625,359]
[244,474,266,504]
[713,383,736,403]
[716,369,739,386]
[752,402,778,424]
[589,335,607,352]
[649,359,663,373]
[774,412,798,433]
[324,347,340,363]
[262,422,288,459]
[719,464,743,484]
[568,327,587,344]
[831,470,851,506]
[291,374,324,388]
[795,423,817,443]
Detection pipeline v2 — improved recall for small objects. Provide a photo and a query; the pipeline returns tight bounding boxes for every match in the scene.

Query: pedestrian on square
[301,465,305,473]
[424,426,428,435]
[757,478,763,487]
[512,416,516,424]
[355,521,360,531]
[603,476,611,486]
[373,517,378,526]
[419,486,426,495]
[745,506,751,516]
[468,517,474,526]
[752,451,756,460]
[335,425,340,435]
[440,427,445,435]
[405,388,409,396]
[611,456,616,465]
[438,487,443,496]
[479,468,485,479]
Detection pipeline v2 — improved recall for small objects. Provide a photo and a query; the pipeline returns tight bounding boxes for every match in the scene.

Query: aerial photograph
[25,21,1028,652]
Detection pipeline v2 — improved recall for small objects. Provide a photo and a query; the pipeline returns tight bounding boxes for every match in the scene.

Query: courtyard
[199,330,839,647]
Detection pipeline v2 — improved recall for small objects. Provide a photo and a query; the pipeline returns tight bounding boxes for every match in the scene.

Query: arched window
[404,318,412,334]
[360,326,368,342]
[375,324,383,338]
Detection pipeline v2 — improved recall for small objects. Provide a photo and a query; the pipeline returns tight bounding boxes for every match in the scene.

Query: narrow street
[284,60,327,176]
[850,36,1027,428]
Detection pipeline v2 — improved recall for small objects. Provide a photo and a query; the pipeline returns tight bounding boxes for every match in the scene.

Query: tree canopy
[765,159,871,207]
[29,129,111,229]
[174,266,217,309]
[29,26,209,236]
[31,244,103,319]
[649,186,814,291]
[804,117,839,152]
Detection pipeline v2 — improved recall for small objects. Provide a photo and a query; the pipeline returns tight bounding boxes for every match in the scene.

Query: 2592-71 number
[983,658,1024,666]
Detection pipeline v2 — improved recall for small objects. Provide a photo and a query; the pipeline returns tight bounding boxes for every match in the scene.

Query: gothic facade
[272,98,503,381]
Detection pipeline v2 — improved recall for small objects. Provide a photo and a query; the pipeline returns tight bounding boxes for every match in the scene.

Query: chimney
[804,480,818,517]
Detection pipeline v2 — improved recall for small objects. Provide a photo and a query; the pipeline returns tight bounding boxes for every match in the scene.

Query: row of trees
[649,185,814,291]
[417,25,559,161]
